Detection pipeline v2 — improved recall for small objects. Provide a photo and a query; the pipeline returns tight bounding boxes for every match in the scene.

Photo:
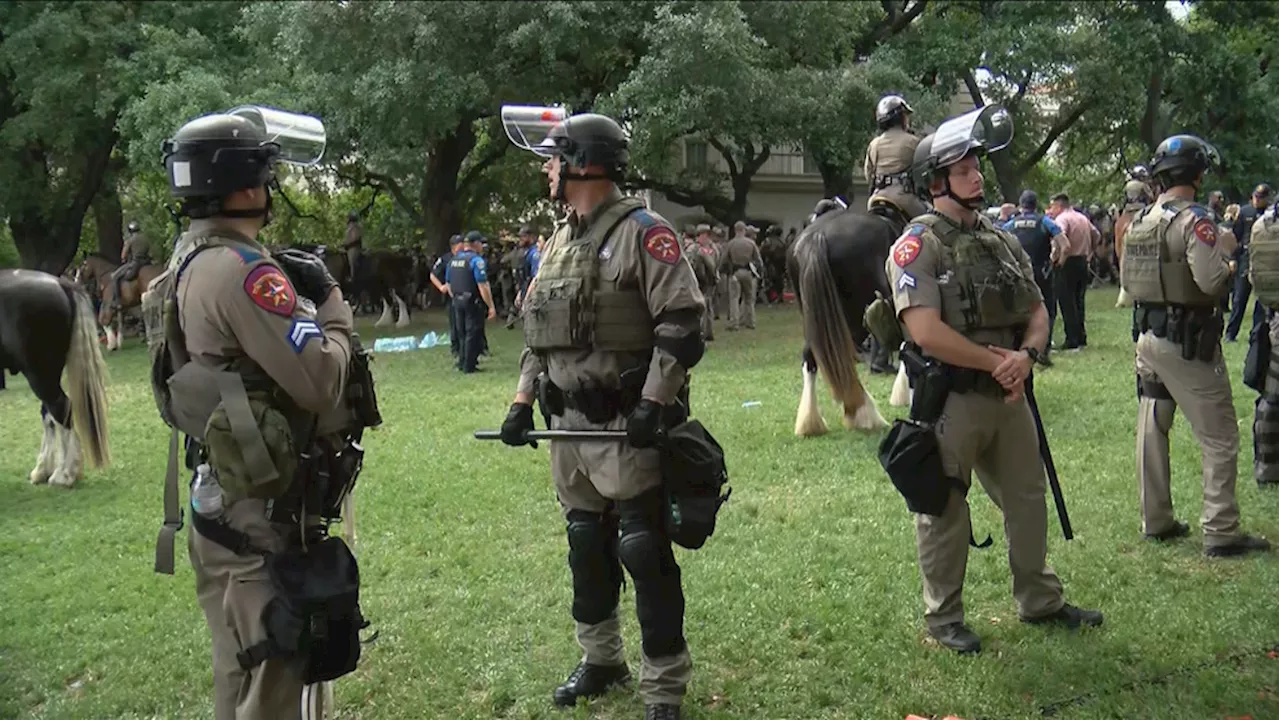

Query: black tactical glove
[626,399,664,449]
[272,248,339,306]
[500,402,538,449]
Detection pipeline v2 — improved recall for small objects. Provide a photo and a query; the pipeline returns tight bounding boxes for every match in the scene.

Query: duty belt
[1132,303,1215,342]
[945,366,1006,398]
[874,173,908,190]
[540,379,643,424]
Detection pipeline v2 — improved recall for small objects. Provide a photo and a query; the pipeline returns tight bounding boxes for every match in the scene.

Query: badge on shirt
[897,272,917,290]
[287,318,322,353]
[1193,218,1217,246]
[244,266,297,316]
[892,237,922,267]
[643,226,681,265]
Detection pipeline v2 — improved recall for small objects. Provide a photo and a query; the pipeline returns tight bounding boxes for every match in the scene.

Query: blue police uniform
[525,245,541,282]
[1004,211,1063,345]
[447,248,488,372]
[433,250,461,357]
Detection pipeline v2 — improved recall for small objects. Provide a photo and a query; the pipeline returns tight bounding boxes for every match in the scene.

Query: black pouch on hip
[659,419,731,550]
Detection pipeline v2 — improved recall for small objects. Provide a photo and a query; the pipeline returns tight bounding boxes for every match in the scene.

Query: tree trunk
[961,69,1020,202]
[93,176,124,261]
[817,160,853,202]
[422,116,478,255]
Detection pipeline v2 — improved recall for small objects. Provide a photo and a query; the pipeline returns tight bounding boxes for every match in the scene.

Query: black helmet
[348,211,359,222]
[536,113,629,181]
[1149,134,1220,180]
[161,113,279,201]
[126,221,140,233]
[876,94,914,130]
[1019,189,1038,209]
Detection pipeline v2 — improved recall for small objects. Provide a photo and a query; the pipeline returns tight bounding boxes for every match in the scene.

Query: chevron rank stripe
[287,318,323,353]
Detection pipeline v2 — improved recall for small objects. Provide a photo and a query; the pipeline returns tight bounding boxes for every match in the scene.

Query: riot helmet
[1148,134,1220,189]
[875,95,913,130]
[502,105,629,200]
[126,221,140,233]
[910,105,1013,210]
[1123,179,1151,204]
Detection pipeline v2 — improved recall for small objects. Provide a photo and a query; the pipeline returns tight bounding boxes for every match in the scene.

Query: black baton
[1024,372,1073,541]
[474,430,630,442]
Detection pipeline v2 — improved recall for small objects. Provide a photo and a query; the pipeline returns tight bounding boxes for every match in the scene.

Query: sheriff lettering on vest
[496,105,707,720]
[880,106,1102,656]
[1122,134,1270,557]
[144,106,380,719]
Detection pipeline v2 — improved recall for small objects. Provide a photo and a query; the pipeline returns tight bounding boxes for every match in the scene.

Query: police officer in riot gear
[497,106,706,720]
[864,94,928,220]
[1121,134,1269,557]
[883,106,1102,655]
[144,108,375,719]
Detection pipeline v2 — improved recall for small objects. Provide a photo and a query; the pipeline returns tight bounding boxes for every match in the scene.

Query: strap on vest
[215,371,281,487]
[190,506,268,557]
[154,429,184,575]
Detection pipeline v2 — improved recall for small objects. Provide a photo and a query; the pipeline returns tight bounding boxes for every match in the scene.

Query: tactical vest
[1250,204,1279,310]
[447,252,479,296]
[523,197,654,352]
[1119,198,1216,307]
[915,213,1037,334]
[1009,212,1052,269]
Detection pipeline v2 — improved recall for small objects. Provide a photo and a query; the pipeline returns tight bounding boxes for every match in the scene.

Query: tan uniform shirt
[125,230,151,262]
[887,214,1042,350]
[176,219,354,416]
[721,235,762,272]
[343,222,363,249]
[516,190,704,405]
[863,127,920,185]
[1152,191,1234,298]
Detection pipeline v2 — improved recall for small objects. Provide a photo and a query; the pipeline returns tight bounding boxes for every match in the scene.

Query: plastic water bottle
[191,463,224,518]
[742,400,763,408]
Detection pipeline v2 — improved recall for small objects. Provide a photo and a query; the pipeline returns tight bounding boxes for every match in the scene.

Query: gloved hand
[500,402,538,449]
[626,399,664,449]
[272,249,339,306]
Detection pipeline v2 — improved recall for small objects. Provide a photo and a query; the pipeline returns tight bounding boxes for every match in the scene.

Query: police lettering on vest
[523,196,655,352]
[1120,199,1216,307]
[1008,211,1055,270]
[448,251,480,298]
[1250,203,1279,310]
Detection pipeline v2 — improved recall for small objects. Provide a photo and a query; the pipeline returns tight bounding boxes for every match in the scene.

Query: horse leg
[40,394,75,487]
[374,280,394,328]
[29,408,56,485]
[795,347,829,437]
[393,290,411,329]
[51,411,83,487]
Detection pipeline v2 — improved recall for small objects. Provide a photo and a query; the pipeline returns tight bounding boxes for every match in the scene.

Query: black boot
[1021,603,1104,629]
[928,622,981,654]
[644,703,681,720]
[1205,534,1271,558]
[552,661,630,707]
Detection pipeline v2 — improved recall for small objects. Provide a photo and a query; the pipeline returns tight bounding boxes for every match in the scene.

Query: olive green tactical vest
[1250,205,1279,310]
[915,213,1037,334]
[523,196,654,352]
[1119,198,1216,307]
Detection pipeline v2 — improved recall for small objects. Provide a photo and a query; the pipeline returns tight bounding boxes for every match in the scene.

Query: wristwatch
[1022,346,1044,365]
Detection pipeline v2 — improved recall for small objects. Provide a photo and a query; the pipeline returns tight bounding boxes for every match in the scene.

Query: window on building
[802,153,819,175]
[686,140,708,170]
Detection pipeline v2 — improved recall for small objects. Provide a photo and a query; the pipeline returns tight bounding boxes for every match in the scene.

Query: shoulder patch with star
[244,264,297,316]
[1193,217,1217,246]
[643,226,681,265]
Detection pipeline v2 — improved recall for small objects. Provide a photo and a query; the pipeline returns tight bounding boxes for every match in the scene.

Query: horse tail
[794,228,863,414]
[64,285,111,468]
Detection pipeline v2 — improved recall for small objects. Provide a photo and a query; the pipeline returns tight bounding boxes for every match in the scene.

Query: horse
[785,200,909,436]
[78,254,161,351]
[366,249,416,328]
[0,269,111,487]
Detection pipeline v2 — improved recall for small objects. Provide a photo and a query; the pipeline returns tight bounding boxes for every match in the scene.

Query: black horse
[786,200,908,436]
[0,269,111,486]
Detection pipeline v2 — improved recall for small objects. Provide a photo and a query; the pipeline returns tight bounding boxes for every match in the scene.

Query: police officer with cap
[145,107,369,718]
[430,234,467,359]
[1003,190,1069,361]
[1121,134,1269,556]
[885,105,1102,655]
[448,230,496,373]
[496,105,706,720]
[864,94,928,220]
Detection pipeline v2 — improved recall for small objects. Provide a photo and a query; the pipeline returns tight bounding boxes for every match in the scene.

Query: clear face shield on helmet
[225,105,327,167]
[929,105,1014,170]
[501,105,569,157]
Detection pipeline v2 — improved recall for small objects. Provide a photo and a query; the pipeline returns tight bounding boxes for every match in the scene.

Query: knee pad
[617,498,686,658]
[1136,374,1172,401]
[565,510,622,625]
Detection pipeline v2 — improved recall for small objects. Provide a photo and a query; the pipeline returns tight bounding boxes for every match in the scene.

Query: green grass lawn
[0,288,1276,720]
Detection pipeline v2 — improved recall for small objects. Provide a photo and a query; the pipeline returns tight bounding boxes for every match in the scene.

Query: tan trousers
[728,270,757,329]
[917,391,1065,629]
[714,274,729,319]
[699,290,715,339]
[1135,332,1242,544]
[550,408,692,705]
[191,499,306,720]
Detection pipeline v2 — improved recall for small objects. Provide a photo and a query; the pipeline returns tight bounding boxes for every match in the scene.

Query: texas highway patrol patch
[1193,218,1217,246]
[643,226,681,265]
[897,271,917,290]
[892,237,922,267]
[287,318,322,353]
[243,265,296,317]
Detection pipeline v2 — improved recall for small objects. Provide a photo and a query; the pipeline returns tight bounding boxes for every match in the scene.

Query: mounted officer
[864,94,927,221]
[877,105,1102,655]
[1120,134,1269,556]
[143,106,381,719]
[343,211,363,286]
[111,220,153,309]
[497,105,710,720]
